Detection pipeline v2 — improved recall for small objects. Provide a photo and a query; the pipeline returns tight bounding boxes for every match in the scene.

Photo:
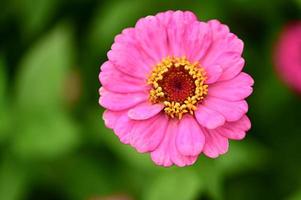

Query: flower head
[99,10,254,167]
[275,21,301,94]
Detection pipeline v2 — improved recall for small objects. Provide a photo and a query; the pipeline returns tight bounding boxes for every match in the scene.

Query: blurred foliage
[144,169,201,200]
[15,23,74,113]
[0,0,301,200]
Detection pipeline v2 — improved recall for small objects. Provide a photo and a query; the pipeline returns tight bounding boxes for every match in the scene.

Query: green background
[1,0,301,199]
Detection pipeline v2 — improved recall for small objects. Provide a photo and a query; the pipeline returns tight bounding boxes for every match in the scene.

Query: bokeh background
[1,0,301,199]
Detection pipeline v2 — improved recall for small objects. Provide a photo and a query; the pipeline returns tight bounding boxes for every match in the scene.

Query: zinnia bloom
[99,10,254,167]
[275,21,301,94]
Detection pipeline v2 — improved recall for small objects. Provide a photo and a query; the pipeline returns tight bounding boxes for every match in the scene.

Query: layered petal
[151,120,197,167]
[111,111,135,144]
[212,53,245,81]
[104,111,169,153]
[203,128,229,158]
[176,115,205,156]
[99,61,149,93]
[203,96,248,122]
[208,72,254,101]
[135,15,170,63]
[129,114,168,153]
[161,11,199,57]
[99,88,148,111]
[217,115,251,140]
[128,102,164,120]
[108,28,154,79]
[201,20,244,81]
[156,10,197,28]
[103,110,122,129]
[195,105,226,129]
[207,20,243,56]
[204,64,223,84]
[183,21,212,62]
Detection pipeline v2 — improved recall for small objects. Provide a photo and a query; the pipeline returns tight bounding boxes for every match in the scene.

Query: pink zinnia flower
[275,21,301,94]
[99,10,254,167]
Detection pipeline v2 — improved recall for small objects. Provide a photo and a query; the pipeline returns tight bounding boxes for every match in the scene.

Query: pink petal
[151,120,197,167]
[275,22,301,93]
[99,88,148,111]
[203,96,248,122]
[102,110,134,144]
[201,20,230,65]
[150,139,173,167]
[165,22,186,57]
[207,20,243,55]
[208,72,254,101]
[135,15,169,63]
[184,21,212,62]
[176,115,205,156]
[217,115,251,140]
[128,102,164,120]
[150,120,174,167]
[107,11,199,80]
[203,128,229,158]
[155,10,174,26]
[158,11,198,57]
[130,114,168,153]
[103,110,122,129]
[201,20,244,81]
[204,64,223,84]
[99,61,150,93]
[107,28,153,79]
[156,10,198,28]
[170,148,197,167]
[226,33,244,55]
[195,105,226,129]
[214,53,245,81]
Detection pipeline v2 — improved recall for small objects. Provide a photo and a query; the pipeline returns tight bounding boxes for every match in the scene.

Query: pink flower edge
[274,21,301,94]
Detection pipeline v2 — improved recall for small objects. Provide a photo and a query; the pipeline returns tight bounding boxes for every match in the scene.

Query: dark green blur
[0,0,301,199]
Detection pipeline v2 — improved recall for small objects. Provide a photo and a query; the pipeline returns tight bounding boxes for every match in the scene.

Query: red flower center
[147,56,208,119]
[158,66,196,103]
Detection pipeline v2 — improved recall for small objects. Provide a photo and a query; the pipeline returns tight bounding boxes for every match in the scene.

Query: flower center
[147,56,208,119]
[158,66,196,103]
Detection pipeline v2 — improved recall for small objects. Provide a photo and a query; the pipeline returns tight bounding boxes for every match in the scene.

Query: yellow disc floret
[147,56,208,119]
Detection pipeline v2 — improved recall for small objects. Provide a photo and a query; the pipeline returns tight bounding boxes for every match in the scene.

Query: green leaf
[297,0,301,8]
[0,158,28,200]
[252,72,294,121]
[11,23,79,160]
[288,189,301,200]
[193,141,267,200]
[12,0,59,37]
[15,23,74,114]
[196,159,223,200]
[0,56,10,143]
[192,0,225,21]
[0,56,6,101]
[216,141,267,175]
[61,156,114,200]
[12,111,79,160]
[144,169,201,200]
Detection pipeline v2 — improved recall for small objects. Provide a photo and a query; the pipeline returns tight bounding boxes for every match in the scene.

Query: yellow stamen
[147,56,208,119]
